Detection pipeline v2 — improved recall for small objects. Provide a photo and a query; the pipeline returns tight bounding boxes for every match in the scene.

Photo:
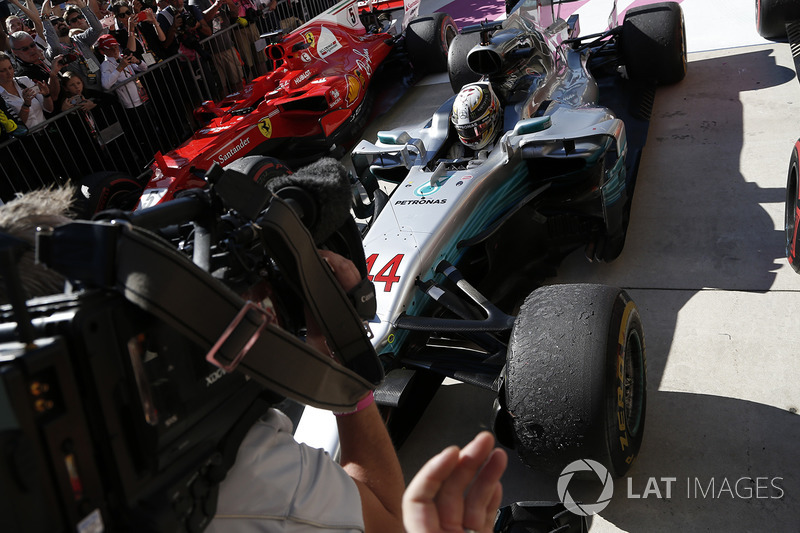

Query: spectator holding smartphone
[189,0,243,95]
[0,51,53,128]
[98,33,157,161]
[8,30,64,102]
[109,0,165,64]
[42,0,105,96]
[59,68,94,110]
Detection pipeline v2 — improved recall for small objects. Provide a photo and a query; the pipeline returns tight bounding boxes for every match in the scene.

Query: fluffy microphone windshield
[267,158,353,244]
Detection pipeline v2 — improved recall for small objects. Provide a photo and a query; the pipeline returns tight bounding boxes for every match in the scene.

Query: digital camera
[60,52,79,64]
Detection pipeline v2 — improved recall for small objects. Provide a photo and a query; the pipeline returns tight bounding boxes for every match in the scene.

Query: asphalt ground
[356,0,800,531]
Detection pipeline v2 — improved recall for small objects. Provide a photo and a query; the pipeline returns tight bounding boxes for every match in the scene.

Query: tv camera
[0,157,381,532]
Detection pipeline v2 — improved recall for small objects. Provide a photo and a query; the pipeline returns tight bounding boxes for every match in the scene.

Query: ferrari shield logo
[258,118,272,138]
[304,31,315,47]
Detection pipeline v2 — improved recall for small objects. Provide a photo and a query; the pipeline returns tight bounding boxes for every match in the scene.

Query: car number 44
[365,253,404,292]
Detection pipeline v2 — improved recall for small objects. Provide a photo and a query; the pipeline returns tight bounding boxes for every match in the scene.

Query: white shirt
[206,408,365,533]
[0,76,46,128]
[100,55,148,109]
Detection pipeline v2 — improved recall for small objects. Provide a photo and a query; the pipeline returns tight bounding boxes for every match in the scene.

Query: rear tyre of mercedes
[503,284,646,477]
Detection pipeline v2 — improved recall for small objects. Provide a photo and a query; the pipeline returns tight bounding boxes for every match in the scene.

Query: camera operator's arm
[337,403,404,533]
[310,250,405,533]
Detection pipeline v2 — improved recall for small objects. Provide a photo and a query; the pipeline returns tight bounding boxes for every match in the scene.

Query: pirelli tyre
[621,1,687,85]
[504,284,646,477]
[785,141,800,272]
[756,0,800,39]
[447,31,483,93]
[78,171,142,217]
[406,12,458,76]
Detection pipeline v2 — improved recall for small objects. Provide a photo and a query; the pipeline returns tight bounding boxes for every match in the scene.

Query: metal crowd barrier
[0,103,141,203]
[1,0,342,201]
[0,55,208,202]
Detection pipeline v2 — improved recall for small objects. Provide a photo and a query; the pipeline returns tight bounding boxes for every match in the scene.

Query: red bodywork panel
[139,0,396,208]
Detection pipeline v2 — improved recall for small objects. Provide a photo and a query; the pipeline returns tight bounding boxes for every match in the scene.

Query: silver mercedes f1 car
[349,0,686,476]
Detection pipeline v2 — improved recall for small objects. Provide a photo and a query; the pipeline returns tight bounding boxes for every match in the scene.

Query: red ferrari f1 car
[136,0,457,209]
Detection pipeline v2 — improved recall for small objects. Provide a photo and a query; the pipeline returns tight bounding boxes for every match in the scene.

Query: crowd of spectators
[0,0,312,148]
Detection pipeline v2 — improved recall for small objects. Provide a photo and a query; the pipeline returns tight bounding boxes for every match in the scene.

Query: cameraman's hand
[403,432,507,533]
[317,249,361,293]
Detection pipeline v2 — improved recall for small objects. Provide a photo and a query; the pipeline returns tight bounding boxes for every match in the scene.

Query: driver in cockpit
[450,81,503,156]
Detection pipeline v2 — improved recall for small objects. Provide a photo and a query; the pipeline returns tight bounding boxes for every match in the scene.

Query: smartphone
[68,95,82,105]
[137,11,148,22]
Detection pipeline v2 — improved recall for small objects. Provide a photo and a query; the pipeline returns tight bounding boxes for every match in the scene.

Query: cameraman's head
[168,0,184,12]
[0,187,74,304]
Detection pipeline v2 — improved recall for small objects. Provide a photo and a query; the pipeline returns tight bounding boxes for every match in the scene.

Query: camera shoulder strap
[39,215,381,412]
[257,198,383,384]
